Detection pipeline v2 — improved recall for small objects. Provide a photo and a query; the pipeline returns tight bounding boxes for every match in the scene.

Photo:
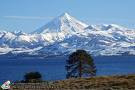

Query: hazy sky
[0,0,135,33]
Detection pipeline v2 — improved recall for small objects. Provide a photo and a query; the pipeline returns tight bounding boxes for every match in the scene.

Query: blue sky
[0,0,135,33]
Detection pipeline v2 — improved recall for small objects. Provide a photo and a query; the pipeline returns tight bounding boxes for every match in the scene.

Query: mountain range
[0,13,135,57]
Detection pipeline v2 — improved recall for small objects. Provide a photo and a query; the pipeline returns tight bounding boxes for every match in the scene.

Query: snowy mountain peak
[32,12,88,34]
[61,12,69,16]
[59,12,71,20]
[0,13,134,56]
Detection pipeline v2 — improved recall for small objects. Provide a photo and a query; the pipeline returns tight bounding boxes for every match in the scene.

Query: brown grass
[11,74,135,90]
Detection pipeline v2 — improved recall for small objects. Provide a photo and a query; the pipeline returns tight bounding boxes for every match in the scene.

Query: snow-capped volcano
[0,13,134,57]
[33,13,88,34]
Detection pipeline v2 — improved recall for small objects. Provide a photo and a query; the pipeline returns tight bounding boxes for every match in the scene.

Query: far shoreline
[0,53,135,60]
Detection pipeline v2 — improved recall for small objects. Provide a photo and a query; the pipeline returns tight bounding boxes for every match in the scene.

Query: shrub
[24,72,42,83]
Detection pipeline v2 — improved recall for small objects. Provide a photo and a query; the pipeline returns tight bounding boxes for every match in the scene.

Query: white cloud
[3,16,53,20]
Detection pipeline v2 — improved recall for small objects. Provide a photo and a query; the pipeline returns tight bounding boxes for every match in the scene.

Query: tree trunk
[79,61,82,77]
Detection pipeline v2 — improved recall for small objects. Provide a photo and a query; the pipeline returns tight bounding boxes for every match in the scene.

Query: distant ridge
[0,12,134,56]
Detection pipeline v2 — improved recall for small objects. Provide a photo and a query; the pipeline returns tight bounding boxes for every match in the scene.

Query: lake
[0,56,135,83]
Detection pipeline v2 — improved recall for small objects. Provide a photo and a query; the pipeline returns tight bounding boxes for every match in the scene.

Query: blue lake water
[0,56,135,83]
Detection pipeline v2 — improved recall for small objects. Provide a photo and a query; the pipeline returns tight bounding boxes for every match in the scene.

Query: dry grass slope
[11,74,135,90]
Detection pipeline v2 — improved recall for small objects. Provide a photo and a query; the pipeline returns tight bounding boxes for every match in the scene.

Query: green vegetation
[0,87,2,90]
[24,72,42,83]
[66,49,96,78]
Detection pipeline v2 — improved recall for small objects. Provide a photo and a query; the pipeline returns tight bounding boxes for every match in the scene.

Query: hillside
[11,74,135,90]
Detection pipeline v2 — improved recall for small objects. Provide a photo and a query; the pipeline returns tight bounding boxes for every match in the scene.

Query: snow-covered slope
[0,13,134,56]
[33,13,88,34]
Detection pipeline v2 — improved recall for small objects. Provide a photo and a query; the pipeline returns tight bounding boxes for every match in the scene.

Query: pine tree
[66,50,96,78]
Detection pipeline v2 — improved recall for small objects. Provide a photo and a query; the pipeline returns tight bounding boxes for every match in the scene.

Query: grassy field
[11,74,135,90]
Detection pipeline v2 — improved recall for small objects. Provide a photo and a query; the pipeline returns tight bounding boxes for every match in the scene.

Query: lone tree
[66,50,96,78]
[24,72,42,83]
